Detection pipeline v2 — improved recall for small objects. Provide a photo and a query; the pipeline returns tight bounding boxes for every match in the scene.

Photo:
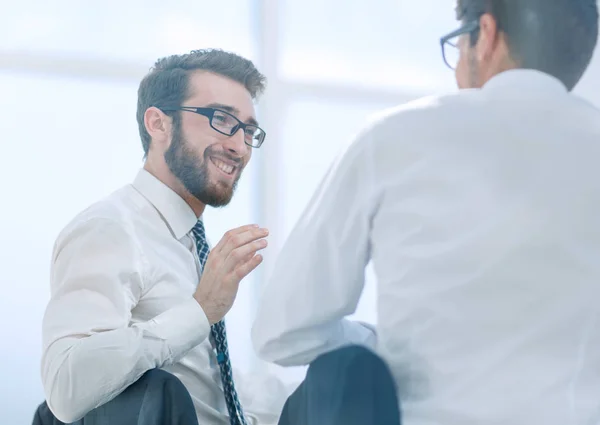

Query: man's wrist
[193,294,218,325]
[146,298,211,359]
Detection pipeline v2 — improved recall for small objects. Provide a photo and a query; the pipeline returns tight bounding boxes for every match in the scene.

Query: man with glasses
[37,49,285,425]
[253,1,600,425]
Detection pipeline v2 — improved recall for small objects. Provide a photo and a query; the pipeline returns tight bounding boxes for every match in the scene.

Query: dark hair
[456,0,598,90]
[136,49,267,155]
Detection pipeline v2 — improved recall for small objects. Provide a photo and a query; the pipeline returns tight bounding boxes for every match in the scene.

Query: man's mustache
[204,148,243,166]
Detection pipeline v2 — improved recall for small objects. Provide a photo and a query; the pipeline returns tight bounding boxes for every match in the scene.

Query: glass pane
[0,72,257,423]
[0,0,254,63]
[280,0,459,92]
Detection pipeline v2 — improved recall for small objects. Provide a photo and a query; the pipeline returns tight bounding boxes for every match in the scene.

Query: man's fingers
[211,224,260,252]
[230,224,261,234]
[217,227,269,254]
[233,254,263,281]
[225,238,268,268]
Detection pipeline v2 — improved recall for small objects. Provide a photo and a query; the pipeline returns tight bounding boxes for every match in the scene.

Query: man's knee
[306,345,393,391]
[89,369,195,424]
[88,369,192,414]
[296,346,400,425]
[312,345,387,373]
[134,369,191,402]
[138,369,184,388]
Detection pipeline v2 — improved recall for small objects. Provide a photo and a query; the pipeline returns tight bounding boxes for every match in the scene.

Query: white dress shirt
[42,169,286,425]
[252,70,600,425]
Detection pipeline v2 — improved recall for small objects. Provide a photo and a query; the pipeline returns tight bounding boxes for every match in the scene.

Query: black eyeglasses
[440,21,480,70]
[159,106,266,148]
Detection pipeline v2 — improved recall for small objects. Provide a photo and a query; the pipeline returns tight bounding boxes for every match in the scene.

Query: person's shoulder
[335,91,486,173]
[344,90,484,154]
[55,185,137,245]
[371,90,481,132]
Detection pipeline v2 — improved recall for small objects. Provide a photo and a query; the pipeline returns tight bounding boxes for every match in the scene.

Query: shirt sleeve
[41,217,210,423]
[251,131,379,367]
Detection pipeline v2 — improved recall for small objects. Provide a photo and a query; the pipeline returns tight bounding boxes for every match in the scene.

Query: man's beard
[164,118,242,207]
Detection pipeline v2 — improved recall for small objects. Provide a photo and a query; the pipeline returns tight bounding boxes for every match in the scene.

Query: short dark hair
[456,0,598,90]
[136,49,267,155]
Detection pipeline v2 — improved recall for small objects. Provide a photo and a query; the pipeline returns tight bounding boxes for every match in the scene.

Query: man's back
[370,69,600,425]
[253,69,600,425]
[253,0,600,423]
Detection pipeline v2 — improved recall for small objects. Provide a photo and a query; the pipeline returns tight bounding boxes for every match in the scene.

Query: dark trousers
[33,369,198,425]
[278,345,401,425]
[34,346,400,425]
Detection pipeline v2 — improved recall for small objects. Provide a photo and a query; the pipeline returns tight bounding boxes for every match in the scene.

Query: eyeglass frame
[158,106,267,148]
[439,20,480,70]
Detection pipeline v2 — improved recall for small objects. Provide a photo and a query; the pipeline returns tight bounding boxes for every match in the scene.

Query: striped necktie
[191,220,248,425]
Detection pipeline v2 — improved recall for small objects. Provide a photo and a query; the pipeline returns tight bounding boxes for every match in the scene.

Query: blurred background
[0,1,598,422]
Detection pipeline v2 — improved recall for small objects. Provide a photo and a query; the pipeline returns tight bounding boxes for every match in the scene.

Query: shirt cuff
[145,298,211,361]
[342,319,378,349]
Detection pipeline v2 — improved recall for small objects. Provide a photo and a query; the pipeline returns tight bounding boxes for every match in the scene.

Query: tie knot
[192,220,206,239]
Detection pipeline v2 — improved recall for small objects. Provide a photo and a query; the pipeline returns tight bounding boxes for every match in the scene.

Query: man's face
[165,72,257,207]
[455,32,480,89]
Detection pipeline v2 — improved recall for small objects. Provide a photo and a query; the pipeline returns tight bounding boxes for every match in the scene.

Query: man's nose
[223,127,249,157]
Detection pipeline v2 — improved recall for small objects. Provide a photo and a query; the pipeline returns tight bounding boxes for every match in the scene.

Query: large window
[0,1,254,62]
[279,0,458,92]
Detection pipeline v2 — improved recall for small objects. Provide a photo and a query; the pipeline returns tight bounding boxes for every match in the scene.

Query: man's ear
[475,13,500,63]
[144,107,172,152]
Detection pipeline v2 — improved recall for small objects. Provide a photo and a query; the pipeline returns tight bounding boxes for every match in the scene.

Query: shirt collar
[482,69,568,96]
[132,169,198,240]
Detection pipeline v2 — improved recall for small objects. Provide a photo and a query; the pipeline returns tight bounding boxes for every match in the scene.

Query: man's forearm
[42,299,209,423]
